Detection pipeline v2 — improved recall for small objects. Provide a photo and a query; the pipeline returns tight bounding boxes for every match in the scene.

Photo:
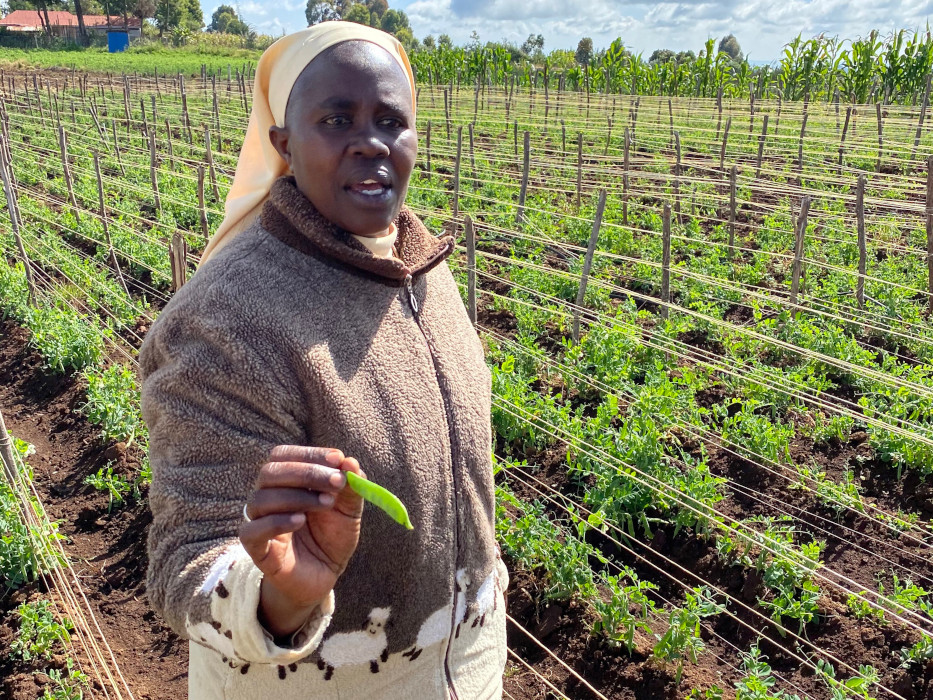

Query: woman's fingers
[239,512,306,569]
[257,459,347,491]
[246,487,336,519]
[267,445,344,467]
[333,457,365,518]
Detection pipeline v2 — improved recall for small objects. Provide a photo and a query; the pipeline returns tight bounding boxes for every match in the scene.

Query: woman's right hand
[238,445,364,638]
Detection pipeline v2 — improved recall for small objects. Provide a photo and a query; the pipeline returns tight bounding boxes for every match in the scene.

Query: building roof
[0,10,141,30]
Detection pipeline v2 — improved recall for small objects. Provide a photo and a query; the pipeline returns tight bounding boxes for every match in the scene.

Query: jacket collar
[261,176,454,285]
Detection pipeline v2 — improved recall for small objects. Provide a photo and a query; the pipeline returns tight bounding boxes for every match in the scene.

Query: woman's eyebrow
[317,96,357,110]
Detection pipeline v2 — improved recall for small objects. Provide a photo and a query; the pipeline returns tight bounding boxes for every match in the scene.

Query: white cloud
[229,0,933,61]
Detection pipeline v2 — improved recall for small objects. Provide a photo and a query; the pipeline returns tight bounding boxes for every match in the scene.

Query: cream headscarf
[200,21,416,265]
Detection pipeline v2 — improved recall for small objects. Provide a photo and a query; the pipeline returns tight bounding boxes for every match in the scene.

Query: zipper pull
[404,274,420,314]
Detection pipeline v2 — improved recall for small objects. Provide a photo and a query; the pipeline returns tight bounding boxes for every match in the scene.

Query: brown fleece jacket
[140,177,506,698]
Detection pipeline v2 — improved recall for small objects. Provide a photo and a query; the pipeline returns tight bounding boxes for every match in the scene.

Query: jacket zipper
[403,273,462,700]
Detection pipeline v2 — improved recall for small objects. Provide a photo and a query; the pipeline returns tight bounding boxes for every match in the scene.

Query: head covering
[200,21,416,265]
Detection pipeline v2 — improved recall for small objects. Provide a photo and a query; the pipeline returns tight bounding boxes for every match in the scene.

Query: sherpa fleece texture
[140,177,506,699]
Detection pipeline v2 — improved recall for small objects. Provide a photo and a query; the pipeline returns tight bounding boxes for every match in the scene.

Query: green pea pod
[345,471,414,530]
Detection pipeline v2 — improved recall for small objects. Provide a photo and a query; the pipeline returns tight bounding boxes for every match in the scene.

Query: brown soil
[0,320,187,700]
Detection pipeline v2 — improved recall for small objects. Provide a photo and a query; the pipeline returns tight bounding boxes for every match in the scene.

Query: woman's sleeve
[140,305,333,666]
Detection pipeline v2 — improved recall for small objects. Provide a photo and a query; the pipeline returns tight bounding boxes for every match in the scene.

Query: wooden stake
[797,110,809,185]
[856,174,867,309]
[122,77,131,133]
[204,127,219,201]
[164,118,174,171]
[875,102,884,172]
[913,74,932,164]
[140,97,149,140]
[673,131,681,222]
[169,233,187,292]
[572,189,607,342]
[0,408,19,482]
[715,87,723,140]
[838,106,852,173]
[516,130,530,225]
[213,89,221,153]
[453,125,462,222]
[728,165,737,261]
[661,203,672,319]
[93,150,129,297]
[443,88,450,140]
[197,165,209,241]
[425,120,431,172]
[465,215,476,324]
[755,114,769,179]
[790,196,810,306]
[468,122,476,188]
[0,139,35,307]
[58,126,78,218]
[576,132,583,212]
[111,119,125,177]
[150,133,161,215]
[719,116,731,171]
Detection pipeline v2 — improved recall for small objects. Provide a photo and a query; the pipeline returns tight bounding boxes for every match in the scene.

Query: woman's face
[269,42,417,237]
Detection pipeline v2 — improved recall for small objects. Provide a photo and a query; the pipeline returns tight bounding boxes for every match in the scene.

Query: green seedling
[10,600,73,661]
[345,471,413,530]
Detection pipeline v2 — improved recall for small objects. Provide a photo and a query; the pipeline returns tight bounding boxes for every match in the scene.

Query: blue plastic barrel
[107,31,129,53]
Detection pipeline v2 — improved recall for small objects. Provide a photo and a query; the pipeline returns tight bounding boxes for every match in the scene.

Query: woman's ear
[269,125,292,168]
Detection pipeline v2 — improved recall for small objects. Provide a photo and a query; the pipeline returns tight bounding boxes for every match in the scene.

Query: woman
[140,21,507,700]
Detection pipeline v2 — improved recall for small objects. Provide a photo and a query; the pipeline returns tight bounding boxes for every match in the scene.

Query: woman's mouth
[345,177,394,206]
[352,179,388,196]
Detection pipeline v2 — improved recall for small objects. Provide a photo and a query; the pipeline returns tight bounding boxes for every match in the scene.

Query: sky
[220,0,933,63]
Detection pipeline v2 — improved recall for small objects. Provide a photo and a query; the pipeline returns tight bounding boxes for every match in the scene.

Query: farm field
[0,59,932,700]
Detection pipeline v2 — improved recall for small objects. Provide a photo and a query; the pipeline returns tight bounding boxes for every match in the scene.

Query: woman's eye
[323,115,350,126]
[379,117,405,128]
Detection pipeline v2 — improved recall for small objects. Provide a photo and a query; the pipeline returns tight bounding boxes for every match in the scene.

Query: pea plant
[81,364,144,445]
[9,600,73,662]
[0,443,66,589]
[652,587,725,684]
[734,645,801,700]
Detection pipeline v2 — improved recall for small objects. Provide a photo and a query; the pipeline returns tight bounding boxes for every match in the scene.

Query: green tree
[718,34,743,62]
[520,33,544,58]
[364,0,386,19]
[649,48,675,64]
[575,37,593,65]
[438,33,452,48]
[379,7,408,35]
[209,3,236,31]
[131,0,155,22]
[343,2,370,24]
[181,0,201,30]
[305,0,336,24]
[422,34,435,50]
[675,50,696,64]
[155,0,198,35]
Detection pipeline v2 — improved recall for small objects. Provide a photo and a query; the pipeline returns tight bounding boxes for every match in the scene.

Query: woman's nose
[351,126,390,158]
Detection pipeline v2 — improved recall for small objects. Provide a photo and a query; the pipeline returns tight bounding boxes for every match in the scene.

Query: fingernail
[329,470,346,488]
[319,493,335,506]
[325,450,343,466]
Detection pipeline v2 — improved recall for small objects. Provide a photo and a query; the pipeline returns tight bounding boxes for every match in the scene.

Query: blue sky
[220,0,933,62]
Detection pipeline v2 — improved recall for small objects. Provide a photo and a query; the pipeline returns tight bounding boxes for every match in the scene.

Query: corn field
[412,30,933,106]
